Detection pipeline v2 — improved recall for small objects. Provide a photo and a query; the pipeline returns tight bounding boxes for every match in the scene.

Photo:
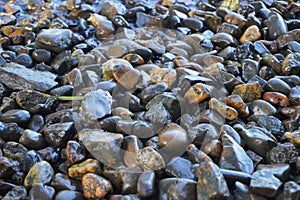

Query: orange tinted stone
[184,83,210,104]
[263,92,290,107]
[82,173,112,199]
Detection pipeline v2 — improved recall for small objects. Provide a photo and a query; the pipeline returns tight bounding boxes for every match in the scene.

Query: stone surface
[232,82,262,102]
[82,173,112,199]
[24,161,54,188]
[0,63,58,92]
[68,158,102,180]
[29,183,55,200]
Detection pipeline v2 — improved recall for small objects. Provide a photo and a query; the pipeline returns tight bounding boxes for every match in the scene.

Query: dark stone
[29,183,55,200]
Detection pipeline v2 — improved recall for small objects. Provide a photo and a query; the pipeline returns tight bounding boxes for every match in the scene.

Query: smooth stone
[106,45,127,58]
[288,41,300,52]
[253,41,271,55]
[159,178,197,200]
[158,123,190,162]
[19,129,47,150]
[247,99,277,116]
[250,170,282,198]
[197,160,230,200]
[265,11,288,39]
[220,124,242,145]
[182,18,203,32]
[32,49,51,62]
[211,32,235,48]
[24,161,54,188]
[51,173,80,191]
[257,163,290,182]
[119,166,142,194]
[263,92,290,107]
[0,63,58,92]
[42,122,75,147]
[234,125,277,158]
[37,147,59,164]
[184,83,210,104]
[140,82,169,104]
[219,134,254,174]
[49,85,73,96]
[165,157,195,180]
[137,171,155,198]
[268,78,292,96]
[14,53,33,68]
[28,115,45,132]
[55,190,84,200]
[29,183,55,200]
[224,12,246,26]
[283,130,300,147]
[220,169,251,185]
[35,29,73,53]
[82,173,112,199]
[100,0,127,20]
[112,62,141,90]
[88,14,115,39]
[232,82,262,102]
[2,186,27,200]
[51,50,72,75]
[240,25,261,43]
[149,68,176,88]
[266,143,298,164]
[135,12,163,28]
[0,109,30,127]
[68,159,102,180]
[66,140,86,167]
[234,181,267,200]
[77,129,123,168]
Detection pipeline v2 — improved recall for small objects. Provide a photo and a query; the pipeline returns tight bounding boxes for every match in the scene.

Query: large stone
[82,173,112,199]
[24,161,54,188]
[35,29,73,53]
[77,129,124,168]
[219,134,254,174]
[0,63,58,92]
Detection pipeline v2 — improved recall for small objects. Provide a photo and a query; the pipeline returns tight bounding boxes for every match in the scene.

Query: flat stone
[234,181,267,200]
[29,183,55,200]
[77,129,124,168]
[219,134,254,174]
[51,173,80,191]
[24,161,54,188]
[0,63,58,92]
[257,163,290,182]
[250,170,282,198]
[165,157,195,180]
[35,29,73,53]
[137,171,155,198]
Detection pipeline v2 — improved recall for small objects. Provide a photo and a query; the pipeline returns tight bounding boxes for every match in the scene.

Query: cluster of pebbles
[0,0,300,199]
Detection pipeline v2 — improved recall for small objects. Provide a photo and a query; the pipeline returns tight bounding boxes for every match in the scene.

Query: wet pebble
[82,173,112,199]
[19,129,47,150]
[24,160,54,188]
[0,109,30,127]
[240,25,261,43]
[55,190,84,200]
[232,82,262,102]
[66,140,86,167]
[265,11,288,40]
[290,86,300,106]
[68,158,102,180]
[256,163,290,182]
[29,183,55,200]
[2,186,27,200]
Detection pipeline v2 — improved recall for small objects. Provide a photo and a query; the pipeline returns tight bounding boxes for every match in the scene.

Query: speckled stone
[82,173,112,199]
[232,82,262,102]
[24,161,54,188]
[68,159,102,180]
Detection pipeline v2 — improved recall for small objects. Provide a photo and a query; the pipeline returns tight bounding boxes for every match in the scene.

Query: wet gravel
[0,0,300,199]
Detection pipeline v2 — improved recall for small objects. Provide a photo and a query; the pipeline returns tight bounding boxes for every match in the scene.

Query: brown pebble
[232,82,262,102]
[184,83,210,104]
[240,25,261,43]
[263,92,290,107]
[68,159,102,180]
[224,12,246,27]
[226,95,249,117]
[82,173,112,199]
[209,98,239,120]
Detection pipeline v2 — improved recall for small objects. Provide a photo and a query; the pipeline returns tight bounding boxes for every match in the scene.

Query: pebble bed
[0,0,300,199]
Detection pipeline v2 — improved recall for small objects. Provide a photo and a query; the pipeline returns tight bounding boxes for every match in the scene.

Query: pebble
[268,77,292,96]
[234,181,267,200]
[209,98,238,120]
[250,170,282,198]
[68,158,102,180]
[282,52,300,75]
[219,134,254,174]
[165,157,195,180]
[82,173,112,199]
[19,129,47,150]
[135,147,165,171]
[265,11,288,39]
[184,83,210,104]
[0,109,31,127]
[24,160,54,188]
[2,186,27,200]
[263,92,290,107]
[266,142,298,164]
[0,63,58,92]
[65,140,86,167]
[137,171,155,198]
[256,163,290,182]
[29,183,55,200]
[42,122,75,147]
[226,95,249,117]
[35,29,73,53]
[77,129,123,168]
[0,156,19,179]
[232,82,262,102]
[159,178,197,200]
[55,190,84,200]
[88,14,115,39]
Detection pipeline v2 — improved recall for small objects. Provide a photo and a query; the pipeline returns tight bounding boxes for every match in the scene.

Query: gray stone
[0,63,58,92]
[257,163,290,181]
[29,183,55,200]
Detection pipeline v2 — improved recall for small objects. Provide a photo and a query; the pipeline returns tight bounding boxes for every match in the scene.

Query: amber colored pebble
[263,92,290,107]
[66,141,86,167]
[209,98,239,120]
[282,130,300,147]
[232,82,262,102]
[68,159,102,180]
[150,68,176,88]
[82,173,112,199]
[112,64,140,90]
[224,12,246,27]
[240,25,261,43]
[123,53,145,66]
[174,56,189,67]
[226,95,249,117]
[184,83,210,104]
